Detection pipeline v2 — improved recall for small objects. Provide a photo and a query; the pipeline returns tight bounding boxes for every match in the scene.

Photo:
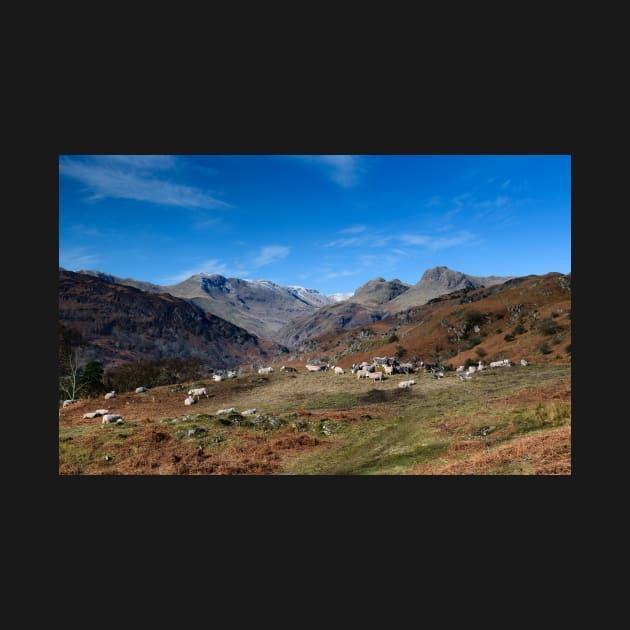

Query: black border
[42,89,578,541]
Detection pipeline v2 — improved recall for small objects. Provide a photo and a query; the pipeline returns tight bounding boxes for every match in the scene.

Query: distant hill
[350,277,411,305]
[383,266,513,313]
[283,272,571,370]
[78,270,337,340]
[276,267,513,349]
[59,269,283,368]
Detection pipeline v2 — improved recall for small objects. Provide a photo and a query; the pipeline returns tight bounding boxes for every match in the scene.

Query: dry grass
[415,425,571,475]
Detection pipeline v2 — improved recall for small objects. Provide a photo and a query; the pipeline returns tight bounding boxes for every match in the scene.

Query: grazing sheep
[383,365,395,375]
[94,409,109,416]
[102,414,123,424]
[258,367,274,375]
[188,387,208,399]
[83,412,97,419]
[135,387,147,393]
[216,407,237,415]
[305,364,323,372]
[368,371,384,381]
[398,379,416,389]
[62,399,78,407]
[104,391,116,400]
[241,409,257,416]
[212,374,223,382]
[521,359,528,366]
[280,366,297,373]
[184,396,196,406]
[333,366,345,375]
[227,370,238,378]
[456,366,465,373]
[467,366,477,374]
[356,369,370,379]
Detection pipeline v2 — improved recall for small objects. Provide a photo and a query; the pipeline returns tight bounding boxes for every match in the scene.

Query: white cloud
[500,179,511,189]
[400,231,476,250]
[339,224,366,234]
[296,155,363,187]
[70,224,103,237]
[253,245,290,267]
[324,269,361,279]
[59,247,101,269]
[59,155,232,210]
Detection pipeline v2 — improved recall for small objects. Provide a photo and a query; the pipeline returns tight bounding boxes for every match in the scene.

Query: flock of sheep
[62,356,529,417]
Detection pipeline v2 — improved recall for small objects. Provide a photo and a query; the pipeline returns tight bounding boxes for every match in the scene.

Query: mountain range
[77,266,512,347]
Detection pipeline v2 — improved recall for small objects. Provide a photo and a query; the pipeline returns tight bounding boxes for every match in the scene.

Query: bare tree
[59,347,86,401]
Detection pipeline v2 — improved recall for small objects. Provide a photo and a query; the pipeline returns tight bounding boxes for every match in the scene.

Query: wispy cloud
[339,224,366,234]
[500,179,511,189]
[296,155,363,187]
[253,245,290,267]
[161,259,251,285]
[323,268,361,280]
[400,231,477,250]
[70,224,103,237]
[59,155,232,210]
[59,247,101,269]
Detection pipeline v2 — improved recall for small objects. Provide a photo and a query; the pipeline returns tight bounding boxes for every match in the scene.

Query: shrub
[565,344,572,354]
[504,333,515,342]
[513,324,526,335]
[538,342,552,355]
[475,347,487,358]
[539,317,563,336]
[387,333,399,343]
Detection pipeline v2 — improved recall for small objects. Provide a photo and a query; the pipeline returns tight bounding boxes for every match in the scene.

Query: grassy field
[58,364,571,475]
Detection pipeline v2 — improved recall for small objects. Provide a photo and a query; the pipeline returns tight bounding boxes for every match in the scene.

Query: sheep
[84,409,110,418]
[62,399,78,407]
[212,374,223,382]
[333,366,345,375]
[135,386,147,393]
[456,366,465,372]
[216,407,237,415]
[188,387,208,399]
[102,414,123,424]
[305,364,323,372]
[398,379,416,389]
[356,369,370,379]
[280,366,297,372]
[184,396,196,406]
[258,367,274,375]
[520,359,528,366]
[241,409,257,416]
[368,371,384,381]
[458,374,472,381]
[431,371,444,379]
[383,365,395,375]
[467,366,477,374]
[104,391,116,400]
[227,370,238,378]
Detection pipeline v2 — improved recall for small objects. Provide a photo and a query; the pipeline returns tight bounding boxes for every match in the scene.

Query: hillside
[78,270,336,340]
[59,363,570,475]
[276,266,514,350]
[59,269,282,369]
[278,272,571,370]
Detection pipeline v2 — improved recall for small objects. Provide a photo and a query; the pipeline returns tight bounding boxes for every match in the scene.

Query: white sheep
[102,414,123,424]
[280,366,297,372]
[216,407,237,415]
[135,387,147,393]
[241,409,257,416]
[62,399,78,407]
[521,359,528,366]
[188,387,208,399]
[184,396,196,406]
[368,371,384,381]
[104,391,116,400]
[398,379,416,389]
[258,367,274,374]
[305,364,322,372]
[212,374,223,382]
[356,369,370,379]
[333,366,345,375]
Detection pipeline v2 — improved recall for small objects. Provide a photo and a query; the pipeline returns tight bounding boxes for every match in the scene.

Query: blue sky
[59,154,571,296]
